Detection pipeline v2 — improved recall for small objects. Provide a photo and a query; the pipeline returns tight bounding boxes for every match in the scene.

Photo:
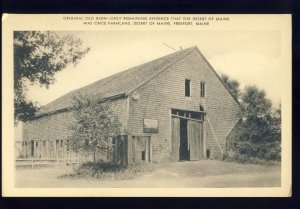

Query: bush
[224,152,280,165]
[225,85,281,163]
[61,162,155,180]
[231,139,280,161]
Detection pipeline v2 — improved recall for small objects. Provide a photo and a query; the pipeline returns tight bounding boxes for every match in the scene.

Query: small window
[200,82,206,98]
[185,79,191,97]
[199,105,204,112]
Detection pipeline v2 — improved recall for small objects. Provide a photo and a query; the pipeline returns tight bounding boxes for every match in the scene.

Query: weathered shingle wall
[23,111,74,141]
[200,50,241,159]
[23,99,128,141]
[128,49,241,161]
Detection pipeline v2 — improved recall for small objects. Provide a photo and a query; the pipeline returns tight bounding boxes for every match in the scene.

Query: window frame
[200,81,206,98]
[185,79,191,97]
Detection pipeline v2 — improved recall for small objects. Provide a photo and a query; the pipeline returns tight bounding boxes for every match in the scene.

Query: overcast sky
[26,31,281,107]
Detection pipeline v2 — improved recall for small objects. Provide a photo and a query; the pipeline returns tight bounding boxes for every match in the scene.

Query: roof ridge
[38,46,197,115]
[78,46,196,90]
[126,47,197,95]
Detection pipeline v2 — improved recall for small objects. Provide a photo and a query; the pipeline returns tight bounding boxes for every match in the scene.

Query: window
[141,151,146,161]
[199,105,204,112]
[185,79,191,97]
[200,82,206,98]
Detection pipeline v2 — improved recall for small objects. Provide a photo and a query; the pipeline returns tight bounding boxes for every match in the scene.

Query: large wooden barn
[21,46,241,165]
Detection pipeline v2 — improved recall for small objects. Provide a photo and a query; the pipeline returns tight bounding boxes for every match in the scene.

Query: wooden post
[203,120,207,159]
[36,141,38,158]
[149,137,152,162]
[46,140,49,158]
[127,135,132,165]
[39,140,42,158]
[145,137,149,163]
[93,150,96,162]
[23,142,26,158]
[53,140,56,158]
[35,141,38,158]
[131,136,135,164]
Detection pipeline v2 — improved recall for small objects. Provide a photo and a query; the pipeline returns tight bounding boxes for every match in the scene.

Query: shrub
[231,139,280,161]
[62,162,155,180]
[224,152,280,165]
[221,80,282,163]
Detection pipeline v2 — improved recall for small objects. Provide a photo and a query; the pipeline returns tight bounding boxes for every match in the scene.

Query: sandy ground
[15,160,281,188]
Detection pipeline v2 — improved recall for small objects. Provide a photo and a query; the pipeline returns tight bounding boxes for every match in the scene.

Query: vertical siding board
[188,120,203,160]
[127,135,132,165]
[188,121,195,160]
[203,121,206,159]
[136,137,140,164]
[149,137,153,162]
[200,123,204,159]
[171,117,180,161]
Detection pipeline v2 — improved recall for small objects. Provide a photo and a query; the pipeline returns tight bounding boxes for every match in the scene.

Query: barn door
[130,136,151,164]
[188,120,203,160]
[139,136,150,163]
[171,117,180,161]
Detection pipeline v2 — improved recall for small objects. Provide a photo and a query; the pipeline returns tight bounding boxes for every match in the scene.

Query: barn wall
[225,119,242,154]
[22,98,128,159]
[23,99,128,141]
[23,111,74,141]
[128,49,241,161]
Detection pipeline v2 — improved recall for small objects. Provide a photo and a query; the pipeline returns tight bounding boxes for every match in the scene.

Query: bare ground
[15,160,281,188]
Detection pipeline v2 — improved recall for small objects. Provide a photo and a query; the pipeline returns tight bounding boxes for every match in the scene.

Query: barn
[21,46,241,165]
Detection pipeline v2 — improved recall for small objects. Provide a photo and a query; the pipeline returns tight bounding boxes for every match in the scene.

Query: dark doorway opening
[30,140,34,157]
[179,119,189,160]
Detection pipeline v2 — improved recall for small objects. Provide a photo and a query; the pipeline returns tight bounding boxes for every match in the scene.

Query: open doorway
[179,119,189,160]
[171,108,205,161]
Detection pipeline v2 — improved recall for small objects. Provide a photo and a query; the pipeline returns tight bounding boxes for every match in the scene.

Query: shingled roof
[39,46,197,115]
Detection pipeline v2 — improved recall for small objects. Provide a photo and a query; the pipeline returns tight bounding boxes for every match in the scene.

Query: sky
[25,30,281,107]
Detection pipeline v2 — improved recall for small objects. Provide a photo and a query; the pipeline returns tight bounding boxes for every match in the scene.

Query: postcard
[2,14,291,197]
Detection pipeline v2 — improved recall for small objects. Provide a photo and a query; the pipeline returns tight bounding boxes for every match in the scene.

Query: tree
[233,86,281,160]
[221,73,281,161]
[14,31,90,123]
[69,95,122,162]
[221,74,241,100]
